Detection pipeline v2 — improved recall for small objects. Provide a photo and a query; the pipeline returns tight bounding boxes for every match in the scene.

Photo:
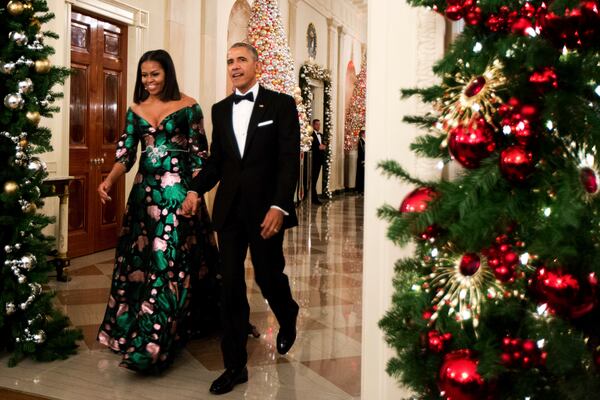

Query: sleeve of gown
[115,109,139,172]
[187,103,208,172]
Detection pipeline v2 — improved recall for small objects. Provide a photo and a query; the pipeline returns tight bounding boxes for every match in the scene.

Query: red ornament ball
[438,350,487,400]
[399,187,438,213]
[424,330,453,353]
[448,118,496,169]
[532,268,598,318]
[500,146,534,183]
[529,67,558,93]
[580,167,599,194]
[459,253,481,276]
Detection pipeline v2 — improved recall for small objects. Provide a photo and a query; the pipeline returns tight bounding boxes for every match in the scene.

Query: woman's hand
[97,180,113,204]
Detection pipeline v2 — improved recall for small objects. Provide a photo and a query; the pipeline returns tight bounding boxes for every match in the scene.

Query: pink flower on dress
[116,148,127,158]
[136,235,148,251]
[147,205,161,221]
[134,173,143,184]
[160,172,181,188]
[146,342,160,361]
[143,134,155,146]
[117,303,129,317]
[141,301,154,315]
[128,270,145,282]
[108,296,116,308]
[153,237,167,252]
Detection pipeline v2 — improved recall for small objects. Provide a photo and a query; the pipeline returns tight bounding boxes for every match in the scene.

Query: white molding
[65,0,148,28]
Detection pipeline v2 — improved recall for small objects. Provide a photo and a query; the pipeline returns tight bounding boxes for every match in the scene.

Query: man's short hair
[230,42,259,61]
[312,119,320,124]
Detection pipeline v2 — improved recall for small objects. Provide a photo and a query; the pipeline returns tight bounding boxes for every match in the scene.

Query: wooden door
[68,10,127,258]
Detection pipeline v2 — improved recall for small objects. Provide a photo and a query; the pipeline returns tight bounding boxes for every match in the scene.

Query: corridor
[0,195,364,400]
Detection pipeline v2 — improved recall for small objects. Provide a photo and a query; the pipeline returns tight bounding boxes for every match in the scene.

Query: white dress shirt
[232,82,259,157]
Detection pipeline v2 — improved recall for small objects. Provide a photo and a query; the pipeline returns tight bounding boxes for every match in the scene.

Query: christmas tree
[379,1,600,399]
[344,53,367,152]
[0,0,81,366]
[247,0,311,151]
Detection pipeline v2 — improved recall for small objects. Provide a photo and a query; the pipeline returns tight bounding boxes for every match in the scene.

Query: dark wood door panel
[68,9,127,257]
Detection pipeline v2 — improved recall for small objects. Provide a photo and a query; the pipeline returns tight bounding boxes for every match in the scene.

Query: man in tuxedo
[182,42,300,395]
[310,119,326,204]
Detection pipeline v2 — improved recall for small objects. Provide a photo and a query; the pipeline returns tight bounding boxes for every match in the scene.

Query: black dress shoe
[209,367,248,395]
[277,306,299,355]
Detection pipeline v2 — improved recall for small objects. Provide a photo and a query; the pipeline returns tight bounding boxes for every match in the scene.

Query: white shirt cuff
[270,205,289,216]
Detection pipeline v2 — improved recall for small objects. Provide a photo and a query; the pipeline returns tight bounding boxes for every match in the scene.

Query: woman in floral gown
[96,50,215,372]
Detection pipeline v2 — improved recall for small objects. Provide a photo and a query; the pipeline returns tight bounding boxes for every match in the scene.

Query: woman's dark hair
[133,49,181,104]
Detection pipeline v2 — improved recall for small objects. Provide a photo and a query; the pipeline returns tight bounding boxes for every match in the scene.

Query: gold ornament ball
[22,2,32,11]
[4,181,19,195]
[7,0,24,15]
[19,138,28,148]
[30,18,42,31]
[24,202,37,214]
[35,58,51,73]
[293,87,302,96]
[26,111,41,125]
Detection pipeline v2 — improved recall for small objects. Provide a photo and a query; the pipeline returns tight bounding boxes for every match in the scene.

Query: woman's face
[141,61,165,97]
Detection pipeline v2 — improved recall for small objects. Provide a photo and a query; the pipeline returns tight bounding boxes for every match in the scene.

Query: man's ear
[255,62,262,79]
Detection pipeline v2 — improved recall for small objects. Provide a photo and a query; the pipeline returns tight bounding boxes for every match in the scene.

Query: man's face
[313,120,321,131]
[227,46,260,93]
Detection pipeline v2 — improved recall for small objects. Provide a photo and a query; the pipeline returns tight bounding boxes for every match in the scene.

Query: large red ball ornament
[399,187,438,213]
[438,350,487,400]
[532,268,598,318]
[499,146,534,183]
[448,118,496,169]
[459,253,481,276]
[580,167,599,194]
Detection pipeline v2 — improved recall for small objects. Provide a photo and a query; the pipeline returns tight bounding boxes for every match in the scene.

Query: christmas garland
[299,61,333,198]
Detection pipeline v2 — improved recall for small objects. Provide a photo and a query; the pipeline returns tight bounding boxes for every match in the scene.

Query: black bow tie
[233,92,254,104]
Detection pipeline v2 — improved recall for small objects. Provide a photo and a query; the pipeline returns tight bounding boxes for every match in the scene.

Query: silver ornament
[1,61,16,74]
[39,100,48,107]
[9,31,28,46]
[18,275,27,284]
[4,92,24,110]
[15,151,26,159]
[34,33,44,43]
[33,330,46,344]
[18,78,33,94]
[20,254,36,270]
[28,158,47,174]
[5,302,16,315]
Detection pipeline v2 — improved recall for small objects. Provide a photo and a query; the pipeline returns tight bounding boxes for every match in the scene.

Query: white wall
[294,1,328,66]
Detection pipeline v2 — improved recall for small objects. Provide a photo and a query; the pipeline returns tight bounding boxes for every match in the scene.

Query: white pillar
[287,0,299,53]
[327,17,341,192]
[336,25,347,191]
[361,1,445,399]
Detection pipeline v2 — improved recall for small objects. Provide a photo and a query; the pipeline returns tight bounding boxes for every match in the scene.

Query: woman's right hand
[98,180,113,204]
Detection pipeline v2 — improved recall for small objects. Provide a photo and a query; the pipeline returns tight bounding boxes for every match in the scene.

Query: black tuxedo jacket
[192,86,300,231]
[311,131,325,167]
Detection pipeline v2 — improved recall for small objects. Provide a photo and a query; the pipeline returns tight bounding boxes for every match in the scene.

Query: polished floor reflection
[0,195,364,400]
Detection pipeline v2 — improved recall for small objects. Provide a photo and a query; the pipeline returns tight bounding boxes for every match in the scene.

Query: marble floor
[0,195,364,400]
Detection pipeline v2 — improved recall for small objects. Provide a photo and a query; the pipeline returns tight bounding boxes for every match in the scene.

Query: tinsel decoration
[247,0,310,150]
[299,61,333,198]
[344,53,367,152]
[426,251,502,328]
[438,60,506,130]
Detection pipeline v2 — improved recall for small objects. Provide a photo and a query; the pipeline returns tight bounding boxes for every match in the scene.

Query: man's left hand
[260,208,284,239]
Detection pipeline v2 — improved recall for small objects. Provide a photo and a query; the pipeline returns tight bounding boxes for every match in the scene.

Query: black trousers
[216,199,298,369]
[311,157,322,201]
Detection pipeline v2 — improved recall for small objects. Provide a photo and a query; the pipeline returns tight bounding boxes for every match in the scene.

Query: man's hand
[181,191,199,217]
[319,143,326,150]
[260,208,284,239]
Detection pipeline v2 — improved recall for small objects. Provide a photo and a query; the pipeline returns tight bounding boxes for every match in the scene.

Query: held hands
[260,208,284,239]
[97,180,113,204]
[181,191,199,217]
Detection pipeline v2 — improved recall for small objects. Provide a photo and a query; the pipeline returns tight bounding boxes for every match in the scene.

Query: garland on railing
[299,61,333,198]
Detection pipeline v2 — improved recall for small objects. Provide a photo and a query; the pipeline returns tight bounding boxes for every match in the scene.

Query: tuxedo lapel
[223,96,242,160]
[242,87,268,158]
